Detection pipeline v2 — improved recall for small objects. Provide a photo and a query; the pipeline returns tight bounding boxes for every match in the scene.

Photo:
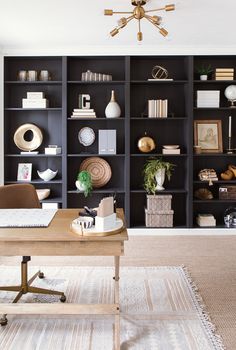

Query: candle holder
[226,136,236,154]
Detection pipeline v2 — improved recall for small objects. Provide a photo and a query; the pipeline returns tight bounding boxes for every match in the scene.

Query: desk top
[0,209,128,242]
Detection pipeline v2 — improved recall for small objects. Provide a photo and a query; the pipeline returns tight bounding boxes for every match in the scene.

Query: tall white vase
[105,90,121,118]
[155,168,165,191]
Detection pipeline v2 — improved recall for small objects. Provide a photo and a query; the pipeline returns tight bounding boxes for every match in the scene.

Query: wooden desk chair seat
[0,184,66,326]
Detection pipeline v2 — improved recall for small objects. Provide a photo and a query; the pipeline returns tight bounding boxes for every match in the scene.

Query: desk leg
[114,256,120,350]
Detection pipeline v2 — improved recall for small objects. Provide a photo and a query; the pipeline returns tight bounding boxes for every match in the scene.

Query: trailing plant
[196,64,213,75]
[77,170,93,197]
[143,157,175,195]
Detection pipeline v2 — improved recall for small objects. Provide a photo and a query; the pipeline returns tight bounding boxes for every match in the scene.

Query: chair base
[0,257,66,326]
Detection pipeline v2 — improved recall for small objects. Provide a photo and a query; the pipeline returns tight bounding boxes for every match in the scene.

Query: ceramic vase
[200,74,208,81]
[155,168,165,191]
[75,180,86,192]
[105,90,121,118]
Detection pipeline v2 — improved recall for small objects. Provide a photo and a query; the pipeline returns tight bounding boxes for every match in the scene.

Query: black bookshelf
[4,55,236,228]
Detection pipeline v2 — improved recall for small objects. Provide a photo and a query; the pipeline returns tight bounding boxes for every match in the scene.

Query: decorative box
[45,146,62,155]
[219,186,236,200]
[145,209,174,228]
[147,195,172,211]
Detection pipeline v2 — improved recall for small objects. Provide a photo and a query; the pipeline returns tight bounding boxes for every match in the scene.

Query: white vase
[155,168,165,191]
[105,90,121,118]
[75,180,86,192]
[200,75,208,80]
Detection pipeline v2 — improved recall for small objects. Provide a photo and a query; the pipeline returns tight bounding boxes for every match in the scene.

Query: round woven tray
[79,157,112,188]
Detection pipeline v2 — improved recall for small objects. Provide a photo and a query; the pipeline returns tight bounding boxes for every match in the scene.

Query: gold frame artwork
[194,120,223,153]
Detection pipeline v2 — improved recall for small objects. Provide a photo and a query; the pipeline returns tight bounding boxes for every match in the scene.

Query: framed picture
[17,163,32,181]
[194,120,223,153]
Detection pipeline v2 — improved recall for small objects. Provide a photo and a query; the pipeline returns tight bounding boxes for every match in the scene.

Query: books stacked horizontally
[196,90,220,108]
[162,145,180,155]
[214,68,234,81]
[196,214,216,227]
[70,108,97,118]
[22,92,49,108]
[148,99,168,118]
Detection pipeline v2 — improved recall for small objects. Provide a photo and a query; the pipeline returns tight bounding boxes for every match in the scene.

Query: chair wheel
[60,295,66,303]
[0,317,8,326]
[38,272,44,279]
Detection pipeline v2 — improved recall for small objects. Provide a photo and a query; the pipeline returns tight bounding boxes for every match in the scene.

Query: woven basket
[147,195,172,211]
[145,209,174,228]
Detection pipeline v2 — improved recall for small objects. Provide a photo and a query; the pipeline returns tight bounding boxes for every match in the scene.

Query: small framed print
[194,120,223,153]
[17,163,32,181]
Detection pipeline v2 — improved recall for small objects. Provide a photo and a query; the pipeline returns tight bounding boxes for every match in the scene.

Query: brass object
[137,133,156,153]
[152,65,169,79]
[14,123,43,152]
[104,0,175,41]
[221,169,234,181]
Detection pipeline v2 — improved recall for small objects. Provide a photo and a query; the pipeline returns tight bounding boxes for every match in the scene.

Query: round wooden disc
[79,157,112,188]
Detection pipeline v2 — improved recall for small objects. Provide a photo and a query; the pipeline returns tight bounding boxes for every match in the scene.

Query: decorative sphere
[152,65,168,80]
[137,135,156,153]
[224,85,236,101]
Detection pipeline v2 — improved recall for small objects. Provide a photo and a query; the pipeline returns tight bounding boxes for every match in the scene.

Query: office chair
[0,184,66,326]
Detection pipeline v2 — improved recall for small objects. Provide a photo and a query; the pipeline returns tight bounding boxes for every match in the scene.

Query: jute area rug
[0,266,225,350]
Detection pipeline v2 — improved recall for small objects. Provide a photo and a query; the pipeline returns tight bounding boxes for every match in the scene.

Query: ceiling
[0,0,236,54]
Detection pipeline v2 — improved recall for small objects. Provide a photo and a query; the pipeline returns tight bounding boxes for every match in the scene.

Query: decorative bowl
[36,189,50,200]
[163,145,179,149]
[37,169,58,182]
[73,217,94,230]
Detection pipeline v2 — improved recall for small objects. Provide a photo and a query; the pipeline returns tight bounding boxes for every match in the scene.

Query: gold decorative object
[194,188,213,200]
[104,0,175,41]
[137,133,156,153]
[221,169,234,181]
[14,123,43,152]
[152,66,169,79]
[80,157,112,188]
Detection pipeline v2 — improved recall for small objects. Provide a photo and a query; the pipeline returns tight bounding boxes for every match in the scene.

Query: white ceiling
[0,0,236,54]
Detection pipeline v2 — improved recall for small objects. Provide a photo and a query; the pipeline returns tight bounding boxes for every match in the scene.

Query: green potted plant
[143,158,175,194]
[75,170,93,197]
[196,64,213,81]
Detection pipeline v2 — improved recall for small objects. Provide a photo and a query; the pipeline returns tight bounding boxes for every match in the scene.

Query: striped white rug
[0,266,224,350]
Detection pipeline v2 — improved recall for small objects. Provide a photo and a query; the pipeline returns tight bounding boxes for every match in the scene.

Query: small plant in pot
[143,158,175,194]
[196,64,213,81]
[75,170,93,197]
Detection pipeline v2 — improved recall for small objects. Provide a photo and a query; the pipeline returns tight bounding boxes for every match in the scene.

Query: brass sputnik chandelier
[104,1,175,41]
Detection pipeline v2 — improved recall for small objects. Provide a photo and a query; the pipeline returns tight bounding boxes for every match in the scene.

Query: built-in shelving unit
[4,55,236,228]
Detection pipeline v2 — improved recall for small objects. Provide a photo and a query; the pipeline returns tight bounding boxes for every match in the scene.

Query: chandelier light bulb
[165,4,175,11]
[152,16,162,25]
[137,31,143,41]
[110,28,119,37]
[118,17,127,28]
[104,9,113,16]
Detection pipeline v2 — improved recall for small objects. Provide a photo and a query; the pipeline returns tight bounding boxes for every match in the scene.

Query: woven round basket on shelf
[79,157,112,188]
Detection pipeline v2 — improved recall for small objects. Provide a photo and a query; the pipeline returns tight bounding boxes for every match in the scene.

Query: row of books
[196,90,220,108]
[148,99,168,118]
[70,108,97,118]
[214,68,234,81]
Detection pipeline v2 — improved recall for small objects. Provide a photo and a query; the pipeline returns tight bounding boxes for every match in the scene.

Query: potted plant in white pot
[143,158,175,193]
[75,170,93,197]
[196,64,213,81]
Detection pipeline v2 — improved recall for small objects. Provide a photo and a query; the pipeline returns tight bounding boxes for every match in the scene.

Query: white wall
[0,52,3,185]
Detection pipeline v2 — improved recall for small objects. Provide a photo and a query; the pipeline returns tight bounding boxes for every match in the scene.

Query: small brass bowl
[137,135,156,153]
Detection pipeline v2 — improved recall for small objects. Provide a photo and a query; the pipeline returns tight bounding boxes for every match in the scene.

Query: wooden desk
[0,208,128,350]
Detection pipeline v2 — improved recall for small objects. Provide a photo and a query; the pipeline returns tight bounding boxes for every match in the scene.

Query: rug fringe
[181,265,226,350]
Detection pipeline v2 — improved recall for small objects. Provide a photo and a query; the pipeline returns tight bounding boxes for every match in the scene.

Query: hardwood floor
[1,235,236,349]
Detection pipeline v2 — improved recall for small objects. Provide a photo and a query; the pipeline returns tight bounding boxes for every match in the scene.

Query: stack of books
[22,92,49,109]
[196,90,220,108]
[196,214,216,227]
[214,68,234,81]
[148,99,168,118]
[70,108,96,118]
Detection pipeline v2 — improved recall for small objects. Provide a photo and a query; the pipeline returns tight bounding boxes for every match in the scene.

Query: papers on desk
[0,209,57,227]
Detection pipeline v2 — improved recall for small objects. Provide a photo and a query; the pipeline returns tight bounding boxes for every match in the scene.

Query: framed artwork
[194,120,223,153]
[17,163,32,181]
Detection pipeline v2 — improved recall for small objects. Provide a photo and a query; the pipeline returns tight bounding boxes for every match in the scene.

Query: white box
[42,202,59,209]
[27,92,45,99]
[45,147,62,155]
[95,213,116,231]
[162,149,180,154]
[22,98,49,108]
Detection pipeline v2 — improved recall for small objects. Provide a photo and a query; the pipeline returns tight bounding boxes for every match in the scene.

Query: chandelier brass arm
[104,1,175,41]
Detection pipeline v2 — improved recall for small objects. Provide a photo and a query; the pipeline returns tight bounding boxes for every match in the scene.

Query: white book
[197,90,220,96]
[22,98,49,108]
[70,115,96,118]
[72,111,96,115]
[27,92,45,99]
[73,109,95,113]
[0,209,57,227]
[148,100,155,118]
[42,203,59,209]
